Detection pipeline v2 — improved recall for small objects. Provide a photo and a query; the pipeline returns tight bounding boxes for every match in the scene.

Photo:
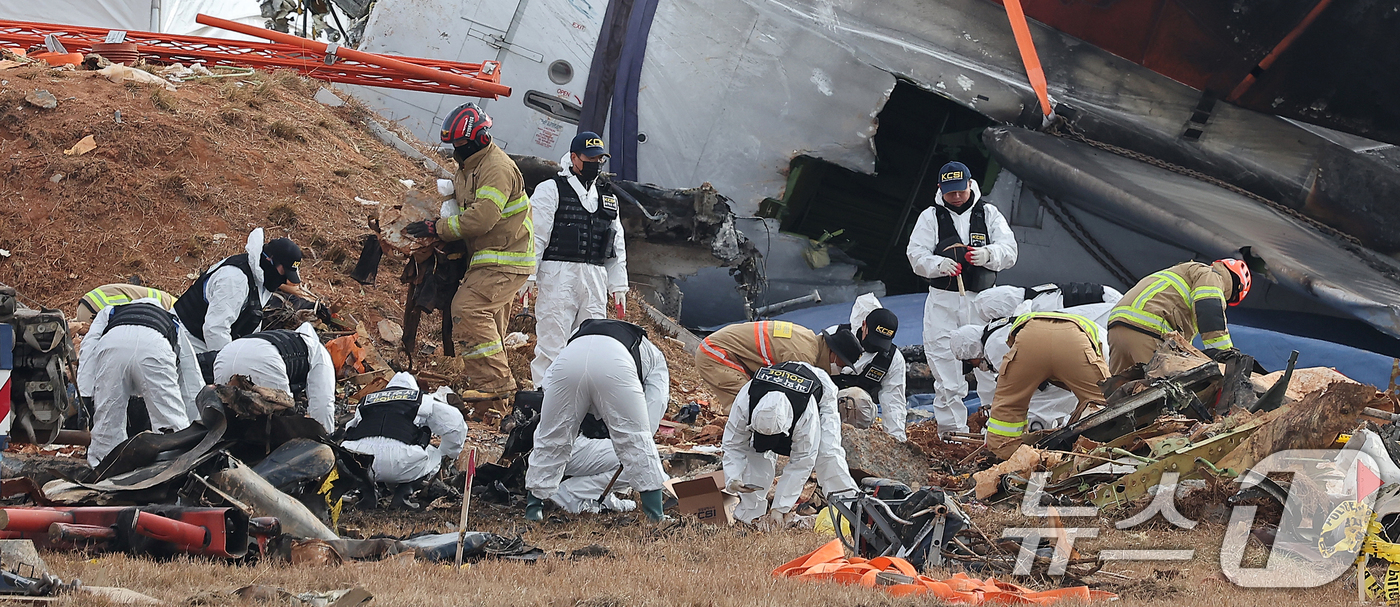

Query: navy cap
[861,308,898,353]
[938,161,971,193]
[263,238,303,284]
[570,131,609,158]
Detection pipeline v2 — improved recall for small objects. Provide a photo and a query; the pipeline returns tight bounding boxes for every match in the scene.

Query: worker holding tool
[695,320,865,414]
[1107,259,1252,374]
[341,372,465,510]
[211,321,335,434]
[826,294,908,442]
[75,283,176,323]
[905,161,1017,434]
[527,132,629,387]
[722,361,857,528]
[77,298,202,467]
[404,102,533,403]
[524,319,670,522]
[955,311,1110,459]
[174,228,304,380]
[950,302,1111,432]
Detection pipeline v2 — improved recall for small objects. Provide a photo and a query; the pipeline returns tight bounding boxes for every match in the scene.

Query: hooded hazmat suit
[905,180,1017,433]
[212,322,335,433]
[829,294,907,441]
[525,324,670,505]
[722,362,857,523]
[78,298,202,466]
[340,373,466,485]
[177,228,273,354]
[528,154,629,386]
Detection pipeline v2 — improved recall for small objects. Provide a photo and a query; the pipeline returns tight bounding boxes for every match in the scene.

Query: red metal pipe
[195,13,511,98]
[0,509,73,532]
[131,511,210,550]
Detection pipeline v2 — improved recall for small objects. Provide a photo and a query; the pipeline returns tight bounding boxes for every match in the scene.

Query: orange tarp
[773,540,1115,604]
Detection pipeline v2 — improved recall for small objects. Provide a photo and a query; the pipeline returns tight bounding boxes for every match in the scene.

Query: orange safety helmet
[1216,258,1251,306]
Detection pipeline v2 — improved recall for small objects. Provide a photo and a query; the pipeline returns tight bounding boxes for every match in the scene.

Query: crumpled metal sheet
[985,127,1400,338]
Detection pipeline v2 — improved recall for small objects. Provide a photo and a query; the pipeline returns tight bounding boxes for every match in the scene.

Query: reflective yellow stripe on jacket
[986,417,1026,437]
[469,215,535,268]
[82,286,164,311]
[1008,311,1103,356]
[1108,270,1192,335]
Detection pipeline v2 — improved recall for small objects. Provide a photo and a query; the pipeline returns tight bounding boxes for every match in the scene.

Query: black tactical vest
[104,302,180,352]
[748,362,822,456]
[247,329,311,395]
[568,318,647,384]
[928,201,997,293]
[342,387,430,446]
[828,325,894,402]
[979,317,1014,373]
[542,176,618,266]
[1023,282,1108,308]
[174,254,263,343]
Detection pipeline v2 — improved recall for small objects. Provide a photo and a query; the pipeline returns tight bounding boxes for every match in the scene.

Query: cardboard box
[667,471,738,526]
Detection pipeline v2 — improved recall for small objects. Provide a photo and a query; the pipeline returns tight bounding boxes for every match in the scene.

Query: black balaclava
[454,140,486,163]
[261,255,288,292]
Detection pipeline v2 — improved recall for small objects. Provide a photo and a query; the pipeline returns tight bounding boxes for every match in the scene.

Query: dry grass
[24,502,1363,607]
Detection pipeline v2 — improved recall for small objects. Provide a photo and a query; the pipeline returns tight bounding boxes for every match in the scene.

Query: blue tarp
[775,293,1397,389]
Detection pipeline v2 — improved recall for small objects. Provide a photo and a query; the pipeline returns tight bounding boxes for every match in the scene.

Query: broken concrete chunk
[24,89,57,109]
[0,539,49,577]
[376,319,403,345]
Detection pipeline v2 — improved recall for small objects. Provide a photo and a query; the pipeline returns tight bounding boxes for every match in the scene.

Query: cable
[1034,191,1136,287]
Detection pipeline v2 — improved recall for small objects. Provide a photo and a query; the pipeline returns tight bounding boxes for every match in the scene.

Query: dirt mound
[0,64,433,325]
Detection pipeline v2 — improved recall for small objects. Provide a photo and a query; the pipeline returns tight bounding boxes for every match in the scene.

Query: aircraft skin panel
[985,126,1400,338]
[634,0,890,205]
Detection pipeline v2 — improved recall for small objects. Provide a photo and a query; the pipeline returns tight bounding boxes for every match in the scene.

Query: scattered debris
[62,135,96,156]
[23,89,56,109]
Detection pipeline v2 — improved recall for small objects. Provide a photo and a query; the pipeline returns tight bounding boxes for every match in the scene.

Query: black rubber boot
[525,494,544,521]
[640,489,664,522]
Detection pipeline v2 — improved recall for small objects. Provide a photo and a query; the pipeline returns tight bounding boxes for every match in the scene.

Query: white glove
[724,478,745,494]
[518,280,536,298]
[966,247,991,267]
[933,257,964,277]
[611,291,627,317]
[756,509,789,532]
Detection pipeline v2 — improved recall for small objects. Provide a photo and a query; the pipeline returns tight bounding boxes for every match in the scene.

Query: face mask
[578,160,601,184]
[261,256,287,292]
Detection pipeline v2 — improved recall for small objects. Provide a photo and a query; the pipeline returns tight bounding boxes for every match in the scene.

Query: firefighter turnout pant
[1106,324,1163,375]
[986,318,1109,459]
[452,266,529,393]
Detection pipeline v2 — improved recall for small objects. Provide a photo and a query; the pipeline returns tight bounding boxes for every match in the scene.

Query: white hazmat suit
[78,298,202,466]
[906,181,1017,433]
[525,332,669,504]
[973,284,1124,324]
[722,363,857,523]
[528,155,629,386]
[341,373,466,484]
[185,228,273,353]
[832,294,907,441]
[212,322,335,433]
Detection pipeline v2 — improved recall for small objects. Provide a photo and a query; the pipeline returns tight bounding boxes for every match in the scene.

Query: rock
[840,425,933,489]
[0,540,49,577]
[377,319,403,345]
[24,89,57,109]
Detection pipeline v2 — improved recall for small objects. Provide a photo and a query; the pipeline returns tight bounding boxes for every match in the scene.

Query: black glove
[405,220,437,238]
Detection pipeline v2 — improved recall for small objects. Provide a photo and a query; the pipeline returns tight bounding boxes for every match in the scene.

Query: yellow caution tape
[1319,500,1371,558]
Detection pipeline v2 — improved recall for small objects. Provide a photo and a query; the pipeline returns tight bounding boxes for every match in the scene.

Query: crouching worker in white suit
[341,372,465,509]
[722,361,857,528]
[77,298,202,467]
[525,319,669,522]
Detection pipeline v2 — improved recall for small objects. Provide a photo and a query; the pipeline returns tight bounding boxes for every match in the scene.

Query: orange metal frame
[0,18,506,98]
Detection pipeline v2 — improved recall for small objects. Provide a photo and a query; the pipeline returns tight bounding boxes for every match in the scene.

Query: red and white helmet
[440,102,492,146]
[1216,258,1251,306]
